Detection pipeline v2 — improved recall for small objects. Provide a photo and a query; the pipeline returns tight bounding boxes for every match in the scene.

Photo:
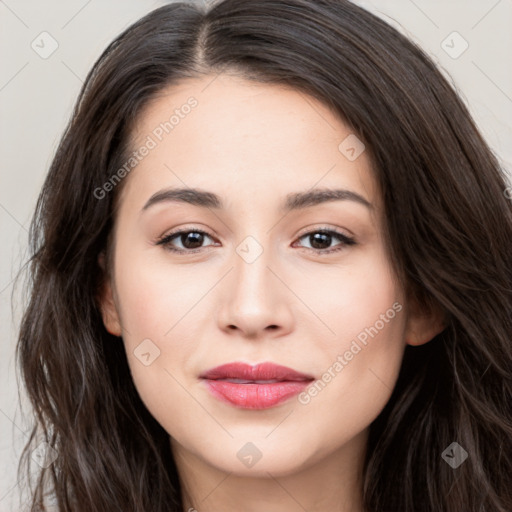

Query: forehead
[121,73,379,217]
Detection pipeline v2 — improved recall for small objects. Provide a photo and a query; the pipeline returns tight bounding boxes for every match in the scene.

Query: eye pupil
[310,232,331,249]
[182,232,204,249]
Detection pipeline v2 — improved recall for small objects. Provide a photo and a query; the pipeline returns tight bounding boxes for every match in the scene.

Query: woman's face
[99,73,442,477]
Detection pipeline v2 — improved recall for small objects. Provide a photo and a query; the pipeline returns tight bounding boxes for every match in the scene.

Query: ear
[97,252,122,337]
[404,297,446,346]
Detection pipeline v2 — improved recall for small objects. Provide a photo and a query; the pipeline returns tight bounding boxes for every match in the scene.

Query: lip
[200,362,315,410]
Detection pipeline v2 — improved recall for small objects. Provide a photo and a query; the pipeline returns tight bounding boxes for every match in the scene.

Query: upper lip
[200,362,314,382]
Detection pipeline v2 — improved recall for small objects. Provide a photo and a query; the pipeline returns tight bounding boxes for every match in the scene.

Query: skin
[99,73,445,512]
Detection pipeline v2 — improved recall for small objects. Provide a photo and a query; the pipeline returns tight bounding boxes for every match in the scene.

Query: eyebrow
[140,186,372,214]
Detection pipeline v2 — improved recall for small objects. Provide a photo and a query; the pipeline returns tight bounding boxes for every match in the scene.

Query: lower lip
[202,379,312,409]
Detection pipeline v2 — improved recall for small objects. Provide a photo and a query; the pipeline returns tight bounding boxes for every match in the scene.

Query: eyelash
[155,227,356,255]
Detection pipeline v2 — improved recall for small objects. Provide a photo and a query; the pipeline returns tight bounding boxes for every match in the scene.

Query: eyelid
[295,223,354,239]
[155,226,218,249]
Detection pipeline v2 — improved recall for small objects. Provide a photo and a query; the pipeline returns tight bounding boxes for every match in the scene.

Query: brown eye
[156,229,217,253]
[295,229,356,254]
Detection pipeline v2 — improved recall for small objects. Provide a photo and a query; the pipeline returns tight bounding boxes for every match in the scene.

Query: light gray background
[1,0,511,510]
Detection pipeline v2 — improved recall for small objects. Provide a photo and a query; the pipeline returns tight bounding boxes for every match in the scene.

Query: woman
[16,0,512,510]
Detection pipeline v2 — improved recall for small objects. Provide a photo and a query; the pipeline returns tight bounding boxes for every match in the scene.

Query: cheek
[296,247,406,428]
[112,248,208,416]
[294,315,405,461]
[114,246,206,340]
[299,242,404,350]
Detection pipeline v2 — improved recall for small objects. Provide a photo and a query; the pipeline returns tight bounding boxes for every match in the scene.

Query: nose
[216,241,295,340]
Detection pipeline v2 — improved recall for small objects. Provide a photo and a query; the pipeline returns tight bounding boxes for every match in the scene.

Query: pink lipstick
[200,362,314,410]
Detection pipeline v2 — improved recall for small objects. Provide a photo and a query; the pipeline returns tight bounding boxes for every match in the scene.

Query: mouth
[214,378,298,384]
[200,362,315,410]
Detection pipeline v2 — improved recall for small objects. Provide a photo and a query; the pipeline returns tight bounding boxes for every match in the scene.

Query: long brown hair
[16,0,512,510]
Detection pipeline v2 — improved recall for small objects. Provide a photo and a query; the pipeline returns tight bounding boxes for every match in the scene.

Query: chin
[201,438,317,477]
